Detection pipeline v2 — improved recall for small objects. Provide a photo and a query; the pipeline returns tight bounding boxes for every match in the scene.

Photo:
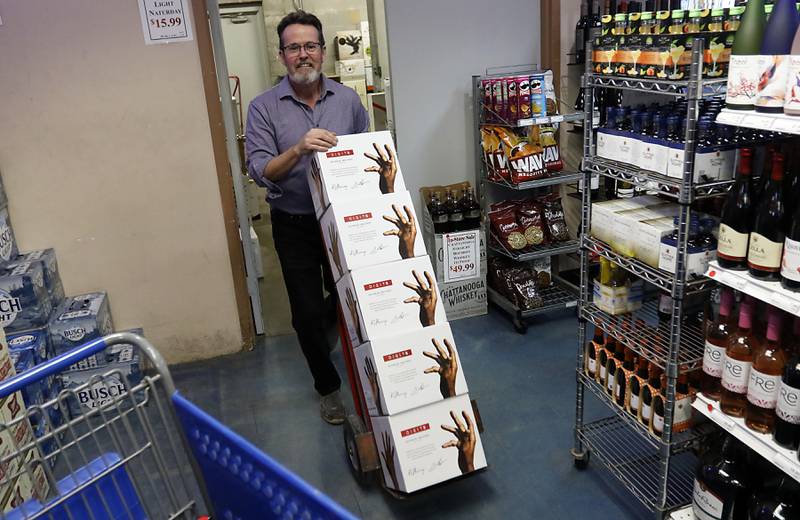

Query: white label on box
[659,244,708,276]
[638,139,669,175]
[354,323,468,416]
[443,231,480,282]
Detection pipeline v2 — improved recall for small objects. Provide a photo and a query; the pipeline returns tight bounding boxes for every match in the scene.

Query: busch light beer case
[65,327,141,372]
[59,356,142,418]
[49,292,113,366]
[0,205,18,265]
[7,326,48,364]
[0,262,52,333]
[7,249,65,304]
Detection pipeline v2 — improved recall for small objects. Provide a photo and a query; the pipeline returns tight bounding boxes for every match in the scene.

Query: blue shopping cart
[0,332,358,519]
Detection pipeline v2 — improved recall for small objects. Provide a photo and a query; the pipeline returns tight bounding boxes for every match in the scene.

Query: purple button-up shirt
[245,76,369,215]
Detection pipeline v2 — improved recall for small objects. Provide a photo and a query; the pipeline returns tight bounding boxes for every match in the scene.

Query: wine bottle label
[653,412,664,433]
[674,394,693,428]
[693,479,724,520]
[721,357,751,394]
[702,341,726,378]
[785,55,800,113]
[607,375,614,393]
[587,358,597,375]
[776,381,800,425]
[781,237,800,282]
[630,393,640,412]
[726,55,761,107]
[747,369,781,409]
[755,55,791,109]
[615,380,623,400]
[600,365,607,381]
[717,224,749,261]
[748,232,783,272]
[642,403,652,421]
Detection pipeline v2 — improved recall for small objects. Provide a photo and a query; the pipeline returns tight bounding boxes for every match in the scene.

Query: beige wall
[0,1,243,363]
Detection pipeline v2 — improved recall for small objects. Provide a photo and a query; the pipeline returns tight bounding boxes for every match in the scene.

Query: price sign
[443,230,481,283]
[138,0,194,45]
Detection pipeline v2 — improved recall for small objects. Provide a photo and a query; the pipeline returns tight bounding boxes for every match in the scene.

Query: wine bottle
[702,288,735,401]
[748,476,800,520]
[784,24,800,116]
[692,436,751,520]
[651,371,665,437]
[586,326,604,378]
[640,362,660,427]
[430,193,449,234]
[576,0,590,63]
[745,308,786,434]
[598,335,611,385]
[754,0,800,113]
[444,189,463,233]
[726,0,767,110]
[628,358,648,418]
[721,298,757,418]
[775,326,800,449]
[718,148,755,270]
[748,152,786,281]
[781,201,800,291]
[616,347,636,407]
[460,187,481,230]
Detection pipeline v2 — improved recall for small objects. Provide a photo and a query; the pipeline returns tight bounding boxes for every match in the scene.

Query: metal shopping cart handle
[0,332,174,399]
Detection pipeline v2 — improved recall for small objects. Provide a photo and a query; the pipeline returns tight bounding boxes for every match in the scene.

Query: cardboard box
[1,473,33,514]
[20,447,49,501]
[7,327,48,364]
[320,191,426,281]
[634,217,676,268]
[336,30,363,60]
[48,293,113,363]
[371,394,487,492]
[637,136,670,174]
[611,204,680,257]
[308,131,407,217]
[59,357,143,417]
[431,229,487,284]
[0,205,19,265]
[438,277,487,321]
[354,323,468,416]
[335,256,447,347]
[337,59,366,78]
[593,279,643,315]
[64,327,142,372]
[590,197,661,244]
[0,262,53,333]
[666,144,735,182]
[6,249,64,305]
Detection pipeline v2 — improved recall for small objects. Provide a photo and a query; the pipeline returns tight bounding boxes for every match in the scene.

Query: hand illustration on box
[310,160,323,204]
[327,222,344,277]
[441,410,476,475]
[364,142,397,194]
[423,338,458,398]
[382,204,417,259]
[345,287,364,344]
[403,270,437,327]
[380,430,399,489]
[363,357,384,415]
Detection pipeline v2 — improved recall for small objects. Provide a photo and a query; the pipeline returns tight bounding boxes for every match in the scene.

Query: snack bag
[481,127,507,181]
[516,200,549,247]
[489,208,527,251]
[529,75,547,116]
[540,195,571,242]
[494,127,548,184]
[535,125,564,172]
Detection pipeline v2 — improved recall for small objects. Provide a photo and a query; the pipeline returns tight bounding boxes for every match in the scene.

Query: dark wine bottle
[748,152,786,281]
[460,187,481,230]
[640,362,660,427]
[444,189,463,233]
[775,342,800,450]
[652,374,665,437]
[576,0,590,63]
[781,201,800,291]
[430,193,448,234]
[748,476,800,520]
[693,435,751,520]
[718,148,755,270]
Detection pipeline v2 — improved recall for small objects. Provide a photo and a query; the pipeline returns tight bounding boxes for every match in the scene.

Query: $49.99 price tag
[443,231,480,283]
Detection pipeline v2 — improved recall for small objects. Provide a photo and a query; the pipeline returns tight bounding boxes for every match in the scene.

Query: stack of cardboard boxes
[309,131,487,492]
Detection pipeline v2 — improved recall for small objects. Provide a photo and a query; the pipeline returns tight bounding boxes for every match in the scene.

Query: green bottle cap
[657,10,671,20]
[711,9,725,16]
[689,9,703,17]
[671,9,685,17]
[729,6,745,15]
[765,4,774,14]
[629,12,641,20]
[641,11,653,20]
[615,13,627,21]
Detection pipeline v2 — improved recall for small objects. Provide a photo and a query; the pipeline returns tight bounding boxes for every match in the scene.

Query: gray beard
[289,67,320,86]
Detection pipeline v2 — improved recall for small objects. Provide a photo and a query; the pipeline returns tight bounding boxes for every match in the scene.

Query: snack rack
[471,69,584,334]
[571,39,733,518]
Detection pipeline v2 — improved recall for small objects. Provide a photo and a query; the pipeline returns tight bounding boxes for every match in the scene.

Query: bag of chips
[535,125,563,172]
[540,195,571,242]
[493,127,548,184]
[489,208,527,251]
[517,200,549,247]
[510,269,544,310]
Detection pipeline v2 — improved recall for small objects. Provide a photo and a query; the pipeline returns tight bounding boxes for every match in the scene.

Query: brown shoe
[320,390,346,425]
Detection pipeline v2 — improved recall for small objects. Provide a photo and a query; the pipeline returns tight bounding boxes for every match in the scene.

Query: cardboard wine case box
[320,191,427,281]
[371,394,487,493]
[354,323,469,417]
[308,131,407,217]
[335,256,447,348]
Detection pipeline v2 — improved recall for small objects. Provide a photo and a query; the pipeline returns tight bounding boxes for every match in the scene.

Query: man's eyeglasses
[281,42,323,56]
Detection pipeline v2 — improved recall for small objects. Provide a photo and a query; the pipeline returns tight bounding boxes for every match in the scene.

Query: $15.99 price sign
[138,0,194,45]
[443,231,480,283]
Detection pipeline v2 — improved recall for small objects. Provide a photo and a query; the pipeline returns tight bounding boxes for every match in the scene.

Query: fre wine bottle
[718,149,754,270]
[721,298,758,418]
[702,288,735,401]
[745,308,787,434]
[748,152,786,281]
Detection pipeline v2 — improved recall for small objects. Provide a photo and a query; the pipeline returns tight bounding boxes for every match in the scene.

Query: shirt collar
[277,75,336,103]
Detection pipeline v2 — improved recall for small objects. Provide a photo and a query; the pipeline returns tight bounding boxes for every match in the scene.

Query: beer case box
[58,356,142,418]
[636,136,670,174]
[371,394,487,493]
[438,277,488,321]
[320,191,427,282]
[8,349,45,411]
[335,256,447,348]
[0,205,19,265]
[610,204,680,257]
[590,196,662,245]
[7,249,65,304]
[20,446,49,502]
[7,327,49,365]
[353,323,469,417]
[64,327,142,373]
[633,217,676,268]
[308,131,407,217]
[48,292,113,365]
[1,473,33,514]
[0,262,53,333]
[335,30,363,59]
[595,129,636,165]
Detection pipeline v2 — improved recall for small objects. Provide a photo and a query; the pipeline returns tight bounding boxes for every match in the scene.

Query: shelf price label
[443,230,481,283]
[138,0,194,45]
[771,292,800,317]
[772,453,800,482]
[770,118,800,135]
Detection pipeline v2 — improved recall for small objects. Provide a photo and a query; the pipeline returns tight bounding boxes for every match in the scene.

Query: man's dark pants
[271,209,341,396]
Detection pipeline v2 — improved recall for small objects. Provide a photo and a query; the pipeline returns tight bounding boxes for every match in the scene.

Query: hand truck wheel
[343,415,378,486]
[513,317,528,335]
[571,448,590,470]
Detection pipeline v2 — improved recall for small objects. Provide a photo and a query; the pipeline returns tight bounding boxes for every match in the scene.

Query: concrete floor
[170,309,651,519]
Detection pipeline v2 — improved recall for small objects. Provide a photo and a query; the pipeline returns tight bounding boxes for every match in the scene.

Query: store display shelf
[583,236,714,295]
[586,73,727,98]
[577,415,699,512]
[580,300,706,372]
[578,371,712,451]
[584,156,735,202]
[487,281,577,320]
[489,239,580,262]
[668,505,694,520]
[705,261,800,318]
[716,108,800,135]
[485,171,584,190]
[693,393,800,484]
[480,110,584,128]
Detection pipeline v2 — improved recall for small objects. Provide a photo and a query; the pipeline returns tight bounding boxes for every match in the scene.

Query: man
[245,10,369,424]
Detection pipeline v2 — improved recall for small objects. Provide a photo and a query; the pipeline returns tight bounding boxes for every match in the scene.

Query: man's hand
[403,270,437,327]
[383,204,417,259]
[294,128,338,156]
[364,142,397,194]
[380,431,399,489]
[345,287,364,343]
[364,357,384,415]
[327,222,343,277]
[423,338,458,398]
[441,410,477,474]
